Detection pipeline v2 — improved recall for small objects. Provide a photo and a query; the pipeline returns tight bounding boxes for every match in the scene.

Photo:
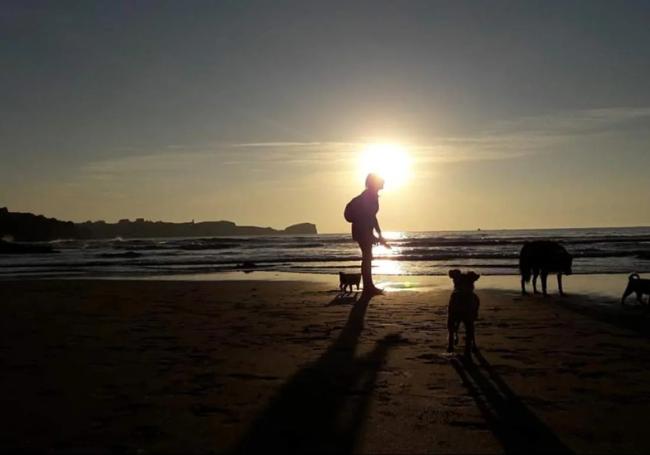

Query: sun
[358,143,411,189]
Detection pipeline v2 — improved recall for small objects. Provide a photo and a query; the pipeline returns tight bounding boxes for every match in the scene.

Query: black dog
[339,272,361,293]
[621,273,650,305]
[520,240,572,296]
[447,269,480,357]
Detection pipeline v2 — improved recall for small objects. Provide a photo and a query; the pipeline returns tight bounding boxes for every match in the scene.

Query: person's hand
[378,236,391,249]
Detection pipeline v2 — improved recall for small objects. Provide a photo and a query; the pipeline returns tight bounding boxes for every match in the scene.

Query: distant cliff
[284,223,318,235]
[76,219,318,238]
[0,207,317,241]
[0,207,77,241]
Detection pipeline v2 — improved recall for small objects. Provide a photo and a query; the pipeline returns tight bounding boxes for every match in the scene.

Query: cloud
[81,151,213,179]
[493,106,650,136]
[74,106,650,179]
[415,106,650,163]
[231,141,349,148]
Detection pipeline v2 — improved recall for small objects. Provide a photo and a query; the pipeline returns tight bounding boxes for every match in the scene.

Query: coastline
[2,278,650,452]
[64,270,638,303]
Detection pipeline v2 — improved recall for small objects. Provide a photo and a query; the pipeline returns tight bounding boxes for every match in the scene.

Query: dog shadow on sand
[233,291,401,454]
[327,291,361,306]
[451,350,573,454]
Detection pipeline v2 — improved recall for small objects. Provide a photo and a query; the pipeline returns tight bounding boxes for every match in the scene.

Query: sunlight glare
[358,143,411,189]
[372,259,405,275]
[381,231,405,241]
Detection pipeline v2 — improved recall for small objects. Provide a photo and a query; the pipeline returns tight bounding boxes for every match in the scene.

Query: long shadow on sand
[234,291,400,454]
[451,350,574,454]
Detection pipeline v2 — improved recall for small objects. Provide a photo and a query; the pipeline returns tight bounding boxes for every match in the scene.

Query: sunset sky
[2,1,650,233]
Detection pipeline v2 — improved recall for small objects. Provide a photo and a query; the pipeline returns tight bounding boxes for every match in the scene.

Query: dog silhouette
[447,269,480,357]
[520,241,572,296]
[621,273,650,305]
[339,272,361,293]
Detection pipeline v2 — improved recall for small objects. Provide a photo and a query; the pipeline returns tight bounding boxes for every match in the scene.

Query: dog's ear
[448,269,461,279]
[469,272,480,282]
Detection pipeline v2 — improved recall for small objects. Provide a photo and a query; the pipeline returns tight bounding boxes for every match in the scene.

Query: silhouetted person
[344,173,388,295]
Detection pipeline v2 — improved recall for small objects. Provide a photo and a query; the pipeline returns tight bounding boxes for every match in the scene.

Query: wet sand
[1,278,650,453]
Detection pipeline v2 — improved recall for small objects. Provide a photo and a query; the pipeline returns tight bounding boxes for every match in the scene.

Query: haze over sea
[2,226,649,280]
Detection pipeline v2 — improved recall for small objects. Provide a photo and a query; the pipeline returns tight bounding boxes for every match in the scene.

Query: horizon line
[3,207,650,234]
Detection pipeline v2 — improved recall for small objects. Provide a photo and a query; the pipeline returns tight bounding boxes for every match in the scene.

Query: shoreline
[45,270,642,303]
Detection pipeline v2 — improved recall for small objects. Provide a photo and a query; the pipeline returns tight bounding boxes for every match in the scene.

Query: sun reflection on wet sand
[371,258,423,291]
[372,259,403,275]
[371,234,412,290]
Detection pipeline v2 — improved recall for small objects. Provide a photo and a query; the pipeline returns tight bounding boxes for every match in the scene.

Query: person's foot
[363,286,384,295]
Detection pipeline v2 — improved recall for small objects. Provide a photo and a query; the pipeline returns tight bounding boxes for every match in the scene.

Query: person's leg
[359,241,375,291]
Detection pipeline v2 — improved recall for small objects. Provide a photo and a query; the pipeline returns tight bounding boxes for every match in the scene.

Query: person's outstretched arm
[374,216,390,248]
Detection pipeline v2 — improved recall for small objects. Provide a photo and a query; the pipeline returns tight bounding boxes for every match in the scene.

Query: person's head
[365,173,385,193]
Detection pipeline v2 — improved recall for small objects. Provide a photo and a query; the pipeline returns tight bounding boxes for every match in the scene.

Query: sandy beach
[1,276,650,453]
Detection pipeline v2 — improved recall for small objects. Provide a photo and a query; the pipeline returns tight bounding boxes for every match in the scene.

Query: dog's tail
[519,243,532,283]
[629,273,640,281]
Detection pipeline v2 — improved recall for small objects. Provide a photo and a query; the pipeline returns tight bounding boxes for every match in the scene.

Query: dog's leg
[541,271,548,296]
[471,323,478,353]
[621,284,633,305]
[532,269,539,294]
[558,274,564,296]
[447,314,455,353]
[521,274,527,295]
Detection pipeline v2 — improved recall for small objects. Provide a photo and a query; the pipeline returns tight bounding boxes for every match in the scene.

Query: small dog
[339,272,361,293]
[447,269,480,356]
[621,273,650,305]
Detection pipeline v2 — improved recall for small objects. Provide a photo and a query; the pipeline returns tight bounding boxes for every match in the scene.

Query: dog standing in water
[447,269,480,357]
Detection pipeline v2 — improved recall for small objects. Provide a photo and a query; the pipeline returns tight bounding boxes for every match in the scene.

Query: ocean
[1,227,649,279]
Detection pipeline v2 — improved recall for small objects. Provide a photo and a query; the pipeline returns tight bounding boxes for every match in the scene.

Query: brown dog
[447,269,480,356]
[339,272,361,293]
[621,273,650,305]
